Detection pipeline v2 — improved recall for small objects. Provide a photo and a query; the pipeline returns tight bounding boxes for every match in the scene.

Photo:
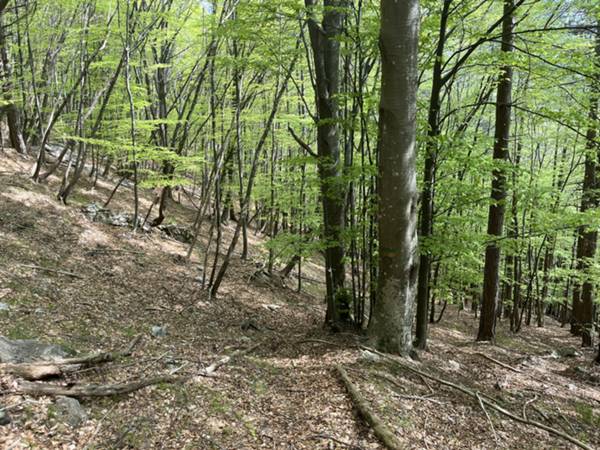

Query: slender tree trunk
[368,0,420,355]
[415,0,452,350]
[0,13,27,154]
[305,0,349,327]
[477,0,514,341]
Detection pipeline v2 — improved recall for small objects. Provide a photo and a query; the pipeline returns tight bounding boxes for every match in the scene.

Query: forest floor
[1,148,600,450]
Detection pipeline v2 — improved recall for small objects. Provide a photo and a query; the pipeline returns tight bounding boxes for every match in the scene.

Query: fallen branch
[18,264,83,279]
[54,334,142,366]
[296,338,347,348]
[17,375,186,398]
[362,346,592,450]
[200,344,260,377]
[0,335,142,381]
[336,365,404,450]
[0,363,70,381]
[477,392,498,446]
[475,352,522,373]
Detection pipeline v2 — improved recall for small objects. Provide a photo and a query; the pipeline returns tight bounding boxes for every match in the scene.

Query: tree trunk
[368,0,420,355]
[477,0,514,342]
[305,0,349,327]
[415,0,452,350]
[573,30,599,346]
[0,13,27,154]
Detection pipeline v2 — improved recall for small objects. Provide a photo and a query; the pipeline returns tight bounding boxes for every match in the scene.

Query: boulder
[55,397,87,428]
[0,337,74,363]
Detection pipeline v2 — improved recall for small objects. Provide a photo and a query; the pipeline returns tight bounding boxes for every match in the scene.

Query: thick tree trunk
[573,32,599,346]
[368,0,420,355]
[477,0,514,342]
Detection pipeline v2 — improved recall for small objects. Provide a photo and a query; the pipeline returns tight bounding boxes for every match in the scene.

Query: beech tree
[303,0,350,327]
[477,0,515,341]
[368,0,420,354]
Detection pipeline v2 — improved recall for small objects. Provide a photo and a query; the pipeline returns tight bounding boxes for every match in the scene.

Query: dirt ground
[1,148,599,449]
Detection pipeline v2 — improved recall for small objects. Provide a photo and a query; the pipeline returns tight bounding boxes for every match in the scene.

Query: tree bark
[305,0,349,327]
[368,0,420,355]
[0,12,27,154]
[478,0,514,342]
[415,0,452,350]
[573,29,599,346]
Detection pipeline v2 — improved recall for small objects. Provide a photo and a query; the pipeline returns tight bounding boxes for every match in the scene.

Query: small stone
[446,360,461,371]
[151,325,167,337]
[0,303,9,311]
[360,350,382,363]
[0,408,11,426]
[557,347,581,358]
[55,396,87,428]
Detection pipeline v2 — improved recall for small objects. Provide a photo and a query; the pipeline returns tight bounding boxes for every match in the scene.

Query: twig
[86,248,145,256]
[296,338,347,348]
[336,365,404,450]
[200,344,260,377]
[522,395,538,421]
[18,264,83,279]
[311,433,364,450]
[475,352,522,373]
[477,392,499,446]
[418,374,435,394]
[361,346,592,450]
[82,404,118,450]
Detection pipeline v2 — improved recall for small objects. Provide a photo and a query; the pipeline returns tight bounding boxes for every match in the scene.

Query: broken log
[0,335,142,381]
[336,365,404,450]
[17,375,186,398]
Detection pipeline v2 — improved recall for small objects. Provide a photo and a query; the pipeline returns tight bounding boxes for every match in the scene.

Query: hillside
[1,149,599,449]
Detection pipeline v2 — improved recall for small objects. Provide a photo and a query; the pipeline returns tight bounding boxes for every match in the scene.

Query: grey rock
[151,325,167,338]
[360,350,382,363]
[55,396,87,428]
[0,408,10,426]
[557,346,581,358]
[158,224,194,243]
[0,302,9,311]
[82,204,143,229]
[0,337,74,363]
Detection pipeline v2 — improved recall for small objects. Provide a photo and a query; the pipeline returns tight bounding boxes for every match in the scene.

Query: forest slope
[1,149,599,449]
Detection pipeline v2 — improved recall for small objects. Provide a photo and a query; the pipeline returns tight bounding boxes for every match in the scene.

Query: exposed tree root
[362,346,592,450]
[475,352,522,373]
[336,365,405,450]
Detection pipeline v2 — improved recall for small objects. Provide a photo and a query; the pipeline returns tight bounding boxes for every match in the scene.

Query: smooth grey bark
[368,0,420,355]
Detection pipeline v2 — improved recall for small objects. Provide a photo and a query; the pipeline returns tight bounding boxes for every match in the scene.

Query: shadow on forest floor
[1,149,599,450]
